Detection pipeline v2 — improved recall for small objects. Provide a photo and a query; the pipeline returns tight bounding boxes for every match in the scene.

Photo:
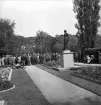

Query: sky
[0,0,101,37]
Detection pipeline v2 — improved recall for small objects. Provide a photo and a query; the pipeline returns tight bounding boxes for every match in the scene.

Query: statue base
[60,50,74,68]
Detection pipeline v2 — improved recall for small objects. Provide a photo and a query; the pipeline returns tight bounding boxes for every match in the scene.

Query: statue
[63,30,69,50]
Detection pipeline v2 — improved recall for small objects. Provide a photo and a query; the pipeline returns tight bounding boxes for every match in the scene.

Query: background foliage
[73,0,101,51]
[0,18,101,55]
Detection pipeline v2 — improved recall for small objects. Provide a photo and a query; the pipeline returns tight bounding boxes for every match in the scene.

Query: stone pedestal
[60,50,74,68]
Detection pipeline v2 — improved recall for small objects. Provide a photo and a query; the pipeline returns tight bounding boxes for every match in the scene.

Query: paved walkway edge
[74,62,101,67]
[36,65,101,97]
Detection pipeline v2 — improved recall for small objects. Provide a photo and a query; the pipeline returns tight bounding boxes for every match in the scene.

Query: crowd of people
[1,50,101,68]
[74,51,101,64]
[0,53,60,68]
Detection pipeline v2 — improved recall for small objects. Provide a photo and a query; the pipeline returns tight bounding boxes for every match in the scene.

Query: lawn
[0,67,50,105]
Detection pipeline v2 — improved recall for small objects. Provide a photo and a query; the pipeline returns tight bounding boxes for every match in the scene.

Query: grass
[0,67,50,105]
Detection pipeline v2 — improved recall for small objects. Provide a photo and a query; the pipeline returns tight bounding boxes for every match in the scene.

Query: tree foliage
[0,18,15,54]
[73,0,101,51]
[0,18,15,37]
[68,35,79,52]
[35,30,54,53]
[53,35,64,53]
[35,31,78,53]
[95,34,101,48]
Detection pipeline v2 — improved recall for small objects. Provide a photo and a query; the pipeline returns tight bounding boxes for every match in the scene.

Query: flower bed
[0,67,14,92]
[0,67,11,81]
[70,66,101,85]
[43,60,60,68]
[0,80,14,91]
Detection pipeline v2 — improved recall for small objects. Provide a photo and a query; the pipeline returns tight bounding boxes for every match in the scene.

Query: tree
[0,30,6,48]
[0,18,15,38]
[35,30,53,53]
[68,35,78,52]
[53,42,63,53]
[73,0,101,51]
[0,18,15,54]
[54,34,79,52]
[53,35,64,53]
[95,34,101,48]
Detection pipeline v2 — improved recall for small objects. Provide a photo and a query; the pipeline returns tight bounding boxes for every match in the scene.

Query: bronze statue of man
[64,30,69,50]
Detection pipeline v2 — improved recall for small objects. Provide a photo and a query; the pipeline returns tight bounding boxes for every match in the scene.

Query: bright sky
[0,0,101,37]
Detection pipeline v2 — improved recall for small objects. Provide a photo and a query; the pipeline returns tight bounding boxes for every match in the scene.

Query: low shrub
[0,80,14,91]
[43,60,60,68]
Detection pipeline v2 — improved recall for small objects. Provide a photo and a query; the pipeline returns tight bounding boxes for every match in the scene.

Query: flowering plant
[71,66,101,81]
[0,67,11,81]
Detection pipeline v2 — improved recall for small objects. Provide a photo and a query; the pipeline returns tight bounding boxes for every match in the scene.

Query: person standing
[0,57,2,66]
[98,51,101,64]
[1,55,5,67]
[27,54,31,65]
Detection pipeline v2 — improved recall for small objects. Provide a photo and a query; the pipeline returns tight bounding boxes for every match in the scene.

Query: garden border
[7,68,13,81]
[0,85,15,93]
